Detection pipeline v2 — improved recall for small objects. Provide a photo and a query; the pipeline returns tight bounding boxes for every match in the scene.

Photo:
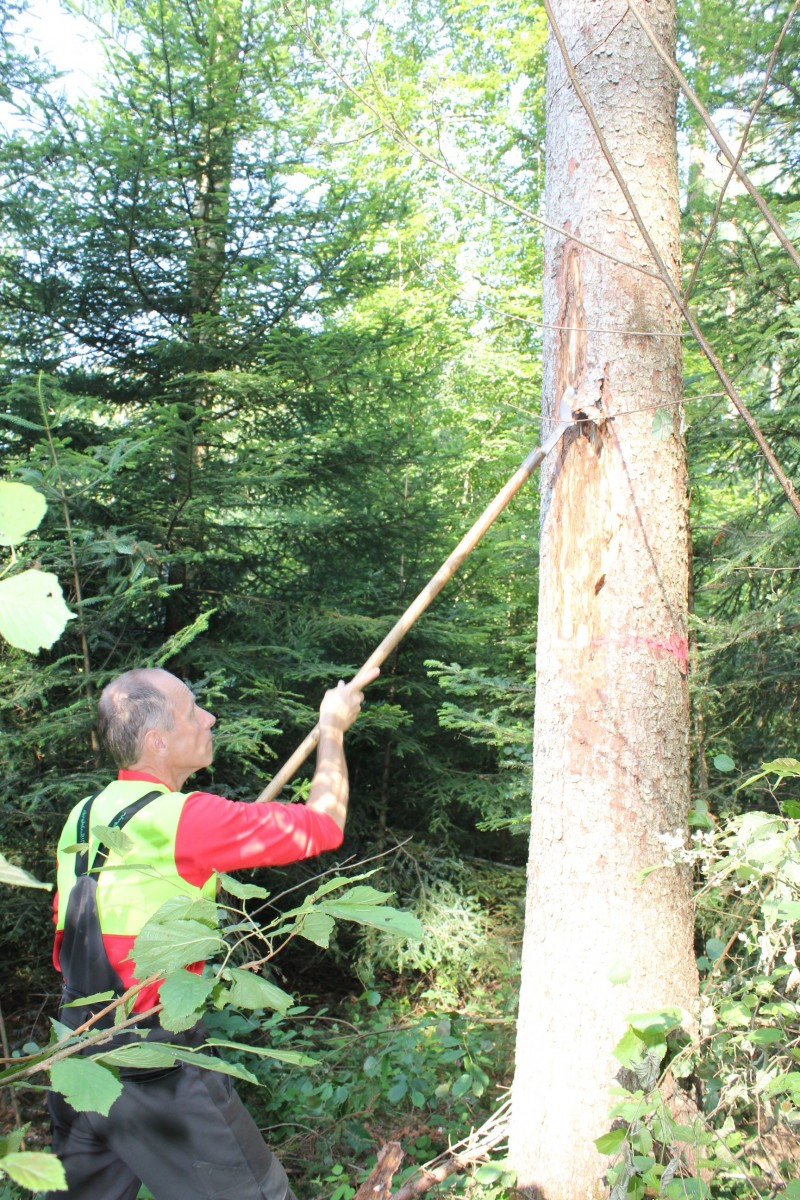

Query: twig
[0,997,25,1142]
[390,1096,511,1200]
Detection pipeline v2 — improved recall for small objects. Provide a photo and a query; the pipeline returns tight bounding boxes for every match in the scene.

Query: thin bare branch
[626,0,800,275]
[683,0,800,302]
[280,1,664,285]
[543,0,800,520]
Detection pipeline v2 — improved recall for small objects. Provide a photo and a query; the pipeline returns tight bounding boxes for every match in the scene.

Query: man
[46,665,377,1200]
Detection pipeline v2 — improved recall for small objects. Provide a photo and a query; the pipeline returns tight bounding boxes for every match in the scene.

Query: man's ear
[141,727,167,756]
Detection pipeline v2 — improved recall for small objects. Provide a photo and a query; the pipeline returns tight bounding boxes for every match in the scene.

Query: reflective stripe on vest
[55,780,217,940]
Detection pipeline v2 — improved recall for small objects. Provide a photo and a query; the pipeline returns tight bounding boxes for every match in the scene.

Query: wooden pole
[256,397,574,803]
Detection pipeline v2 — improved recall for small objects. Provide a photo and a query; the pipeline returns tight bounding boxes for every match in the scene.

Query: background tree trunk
[508,2,698,1196]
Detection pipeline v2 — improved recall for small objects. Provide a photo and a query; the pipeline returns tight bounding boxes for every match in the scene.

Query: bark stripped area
[510,2,698,1197]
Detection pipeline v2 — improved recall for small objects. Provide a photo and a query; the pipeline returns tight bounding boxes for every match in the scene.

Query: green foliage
[206,987,513,1176]
[0,479,73,653]
[597,767,800,1197]
[356,880,491,999]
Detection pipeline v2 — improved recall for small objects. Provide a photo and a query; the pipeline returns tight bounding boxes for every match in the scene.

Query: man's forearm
[305,720,349,831]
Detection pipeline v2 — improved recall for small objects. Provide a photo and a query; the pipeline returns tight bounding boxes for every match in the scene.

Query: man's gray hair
[97,669,174,768]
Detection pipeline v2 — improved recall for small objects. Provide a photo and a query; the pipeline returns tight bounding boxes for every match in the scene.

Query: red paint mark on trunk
[590,633,689,670]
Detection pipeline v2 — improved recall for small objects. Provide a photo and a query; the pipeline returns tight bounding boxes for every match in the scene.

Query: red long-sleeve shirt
[53,770,343,1011]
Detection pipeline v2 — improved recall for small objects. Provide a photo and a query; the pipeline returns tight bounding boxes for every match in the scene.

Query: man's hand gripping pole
[255,389,576,804]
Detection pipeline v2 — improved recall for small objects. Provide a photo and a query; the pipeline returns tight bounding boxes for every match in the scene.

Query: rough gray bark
[508,2,698,1196]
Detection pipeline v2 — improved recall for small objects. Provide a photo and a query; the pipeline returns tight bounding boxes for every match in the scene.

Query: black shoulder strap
[73,789,164,878]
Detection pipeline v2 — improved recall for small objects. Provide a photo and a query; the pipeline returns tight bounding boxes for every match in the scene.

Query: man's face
[158,673,216,779]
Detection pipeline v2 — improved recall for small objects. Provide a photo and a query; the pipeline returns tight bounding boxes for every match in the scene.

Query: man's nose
[203,709,216,729]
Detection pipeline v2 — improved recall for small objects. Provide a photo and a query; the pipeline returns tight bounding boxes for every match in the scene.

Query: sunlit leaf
[159,969,215,1032]
[50,1057,122,1116]
[224,968,292,1014]
[130,917,223,977]
[0,569,75,653]
[217,872,269,900]
[0,1150,67,1191]
[595,1128,627,1155]
[0,850,51,890]
[0,481,47,545]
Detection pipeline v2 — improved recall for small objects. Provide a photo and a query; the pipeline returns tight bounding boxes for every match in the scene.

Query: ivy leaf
[223,968,293,1014]
[0,481,47,545]
[49,1057,123,1116]
[0,850,51,890]
[159,969,215,1032]
[0,1150,67,1191]
[0,569,75,653]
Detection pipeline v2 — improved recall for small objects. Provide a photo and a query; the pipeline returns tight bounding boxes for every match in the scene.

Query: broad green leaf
[705,938,726,963]
[98,1043,177,1070]
[296,910,335,947]
[0,1150,67,1191]
[205,1039,315,1068]
[0,481,47,545]
[62,990,115,1008]
[50,1057,123,1116]
[739,758,800,790]
[473,1165,504,1183]
[224,968,293,1014]
[0,850,51,890]
[147,896,220,926]
[594,1128,627,1155]
[217,872,269,900]
[0,569,75,653]
[130,918,223,977]
[90,825,133,859]
[321,889,423,939]
[307,872,378,902]
[627,1009,683,1038]
[166,1048,259,1085]
[713,753,735,773]
[0,1131,26,1156]
[763,1071,800,1099]
[747,1027,784,1045]
[159,969,215,1033]
[612,1026,646,1067]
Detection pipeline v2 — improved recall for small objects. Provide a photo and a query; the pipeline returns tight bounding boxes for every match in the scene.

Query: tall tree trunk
[508,3,698,1197]
[164,0,242,638]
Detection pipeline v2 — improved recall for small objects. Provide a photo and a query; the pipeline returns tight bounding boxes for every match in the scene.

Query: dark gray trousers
[45,1063,297,1200]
